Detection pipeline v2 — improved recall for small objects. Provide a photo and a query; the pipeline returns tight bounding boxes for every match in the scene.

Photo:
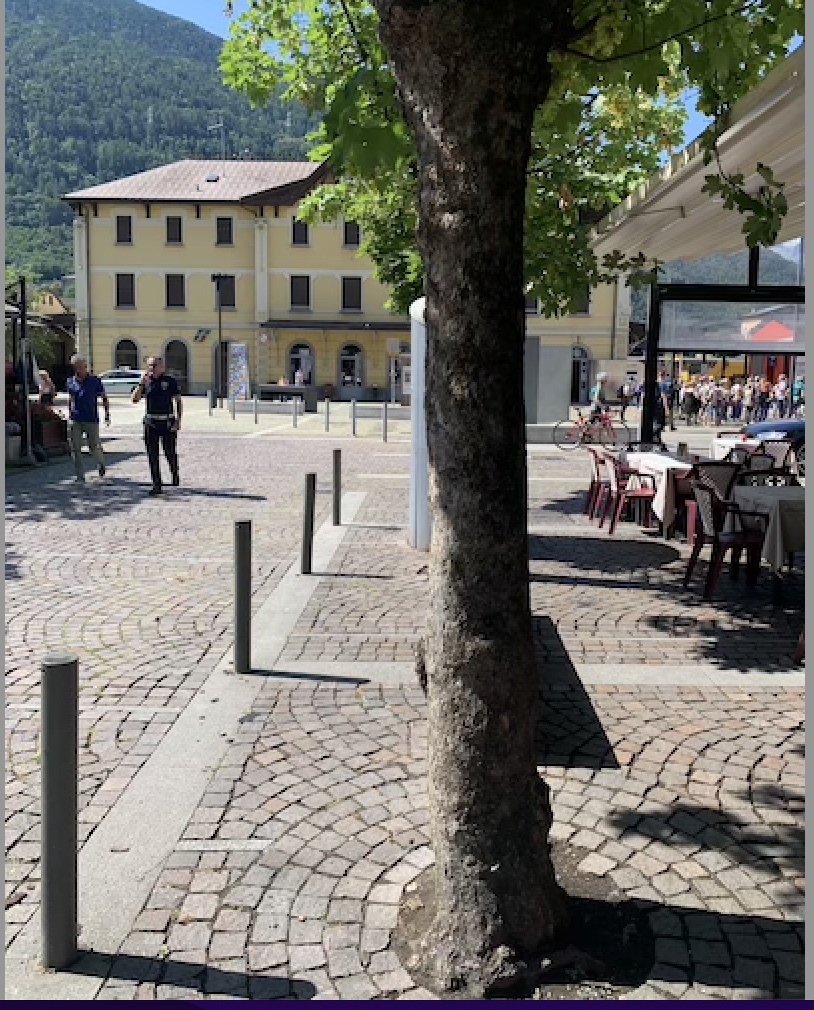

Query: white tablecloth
[623,451,693,528]
[711,436,762,460]
[730,485,805,571]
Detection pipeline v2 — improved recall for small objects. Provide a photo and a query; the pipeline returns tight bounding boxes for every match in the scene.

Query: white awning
[591,46,804,262]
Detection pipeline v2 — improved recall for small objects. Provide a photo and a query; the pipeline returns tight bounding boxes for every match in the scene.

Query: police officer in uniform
[131,355,182,495]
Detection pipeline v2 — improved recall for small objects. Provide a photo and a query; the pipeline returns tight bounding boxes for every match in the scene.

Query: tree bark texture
[375,1,569,995]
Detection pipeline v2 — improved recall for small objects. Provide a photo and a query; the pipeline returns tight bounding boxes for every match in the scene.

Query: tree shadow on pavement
[5,543,22,580]
[607,783,804,884]
[62,949,316,999]
[529,531,682,573]
[533,617,618,771]
[6,476,268,524]
[527,528,803,671]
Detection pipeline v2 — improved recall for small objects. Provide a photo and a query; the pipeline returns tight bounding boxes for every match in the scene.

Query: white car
[97,368,144,395]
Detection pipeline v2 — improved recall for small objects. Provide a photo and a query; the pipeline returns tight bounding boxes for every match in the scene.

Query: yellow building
[63,159,626,401]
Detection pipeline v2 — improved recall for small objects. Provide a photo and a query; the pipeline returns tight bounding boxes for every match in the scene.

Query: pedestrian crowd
[676,373,804,426]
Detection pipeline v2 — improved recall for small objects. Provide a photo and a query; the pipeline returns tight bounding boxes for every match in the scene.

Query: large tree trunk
[375,0,569,996]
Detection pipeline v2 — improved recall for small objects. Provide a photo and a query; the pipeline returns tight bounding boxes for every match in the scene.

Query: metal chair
[683,476,769,600]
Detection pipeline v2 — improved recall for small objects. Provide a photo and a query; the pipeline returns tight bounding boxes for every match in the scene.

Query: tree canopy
[221,0,803,314]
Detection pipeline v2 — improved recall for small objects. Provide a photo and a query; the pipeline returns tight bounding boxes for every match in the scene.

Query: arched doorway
[339,343,364,387]
[165,339,189,393]
[571,345,590,404]
[288,342,314,384]
[115,338,139,369]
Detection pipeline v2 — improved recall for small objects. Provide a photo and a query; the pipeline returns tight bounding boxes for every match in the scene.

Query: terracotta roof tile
[63,160,325,203]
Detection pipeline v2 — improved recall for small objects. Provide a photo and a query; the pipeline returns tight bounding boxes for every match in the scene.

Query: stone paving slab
[89,678,802,1000]
[4,435,398,946]
[5,429,804,1000]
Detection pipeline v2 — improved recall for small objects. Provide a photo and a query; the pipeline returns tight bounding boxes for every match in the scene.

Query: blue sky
[137,1,804,147]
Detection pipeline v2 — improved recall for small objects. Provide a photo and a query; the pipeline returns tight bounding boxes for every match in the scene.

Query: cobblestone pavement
[4,432,403,944]
[6,434,804,999]
[96,678,803,1000]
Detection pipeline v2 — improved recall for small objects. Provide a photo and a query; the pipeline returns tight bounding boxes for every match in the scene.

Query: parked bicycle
[553,407,632,450]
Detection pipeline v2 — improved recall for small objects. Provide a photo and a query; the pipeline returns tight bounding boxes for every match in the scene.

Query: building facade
[64,160,625,400]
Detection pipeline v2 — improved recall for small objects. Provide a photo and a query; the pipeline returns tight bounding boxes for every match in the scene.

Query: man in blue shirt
[66,353,110,483]
[131,355,183,496]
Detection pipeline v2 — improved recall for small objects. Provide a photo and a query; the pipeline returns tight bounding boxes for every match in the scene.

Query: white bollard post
[382,400,388,443]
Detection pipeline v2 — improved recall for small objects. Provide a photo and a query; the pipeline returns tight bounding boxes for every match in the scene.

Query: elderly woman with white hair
[66,353,110,483]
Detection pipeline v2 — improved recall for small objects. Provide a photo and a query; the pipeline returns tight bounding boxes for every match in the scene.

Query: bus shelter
[591,46,804,440]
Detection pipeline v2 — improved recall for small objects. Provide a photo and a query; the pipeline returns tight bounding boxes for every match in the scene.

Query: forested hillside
[6,0,317,279]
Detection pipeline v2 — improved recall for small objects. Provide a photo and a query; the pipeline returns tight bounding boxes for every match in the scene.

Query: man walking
[131,355,182,496]
[67,353,110,483]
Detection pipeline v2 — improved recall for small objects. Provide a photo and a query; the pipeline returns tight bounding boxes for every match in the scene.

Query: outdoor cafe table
[622,451,693,530]
[711,435,763,460]
[729,484,806,572]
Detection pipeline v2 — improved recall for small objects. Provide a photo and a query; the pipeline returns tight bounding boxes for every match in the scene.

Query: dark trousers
[144,422,178,488]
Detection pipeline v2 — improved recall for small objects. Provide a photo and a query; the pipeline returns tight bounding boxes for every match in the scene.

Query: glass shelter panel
[659,301,805,355]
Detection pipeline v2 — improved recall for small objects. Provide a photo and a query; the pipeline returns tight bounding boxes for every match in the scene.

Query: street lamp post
[211,273,226,408]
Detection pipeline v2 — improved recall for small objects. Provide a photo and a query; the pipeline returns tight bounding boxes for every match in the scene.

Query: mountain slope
[6,0,317,279]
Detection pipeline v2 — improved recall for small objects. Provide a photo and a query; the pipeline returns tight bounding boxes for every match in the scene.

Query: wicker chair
[678,460,743,546]
[683,476,769,600]
[758,439,795,470]
[746,451,777,472]
[724,444,754,465]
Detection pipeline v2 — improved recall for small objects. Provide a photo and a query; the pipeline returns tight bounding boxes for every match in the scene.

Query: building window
[115,338,139,368]
[341,276,362,311]
[569,287,591,315]
[292,217,309,246]
[116,273,135,308]
[215,274,236,309]
[166,216,182,244]
[166,274,186,308]
[339,343,364,387]
[524,293,539,315]
[343,221,361,247]
[116,215,132,244]
[290,275,310,309]
[216,217,233,245]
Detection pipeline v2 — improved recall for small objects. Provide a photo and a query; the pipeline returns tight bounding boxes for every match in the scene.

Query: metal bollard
[292,397,298,428]
[234,521,251,674]
[41,654,79,971]
[301,473,316,574]
[382,401,388,443]
[253,395,258,425]
[229,396,236,420]
[333,448,341,526]
[351,399,357,437]
[324,398,330,432]
[207,390,213,417]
